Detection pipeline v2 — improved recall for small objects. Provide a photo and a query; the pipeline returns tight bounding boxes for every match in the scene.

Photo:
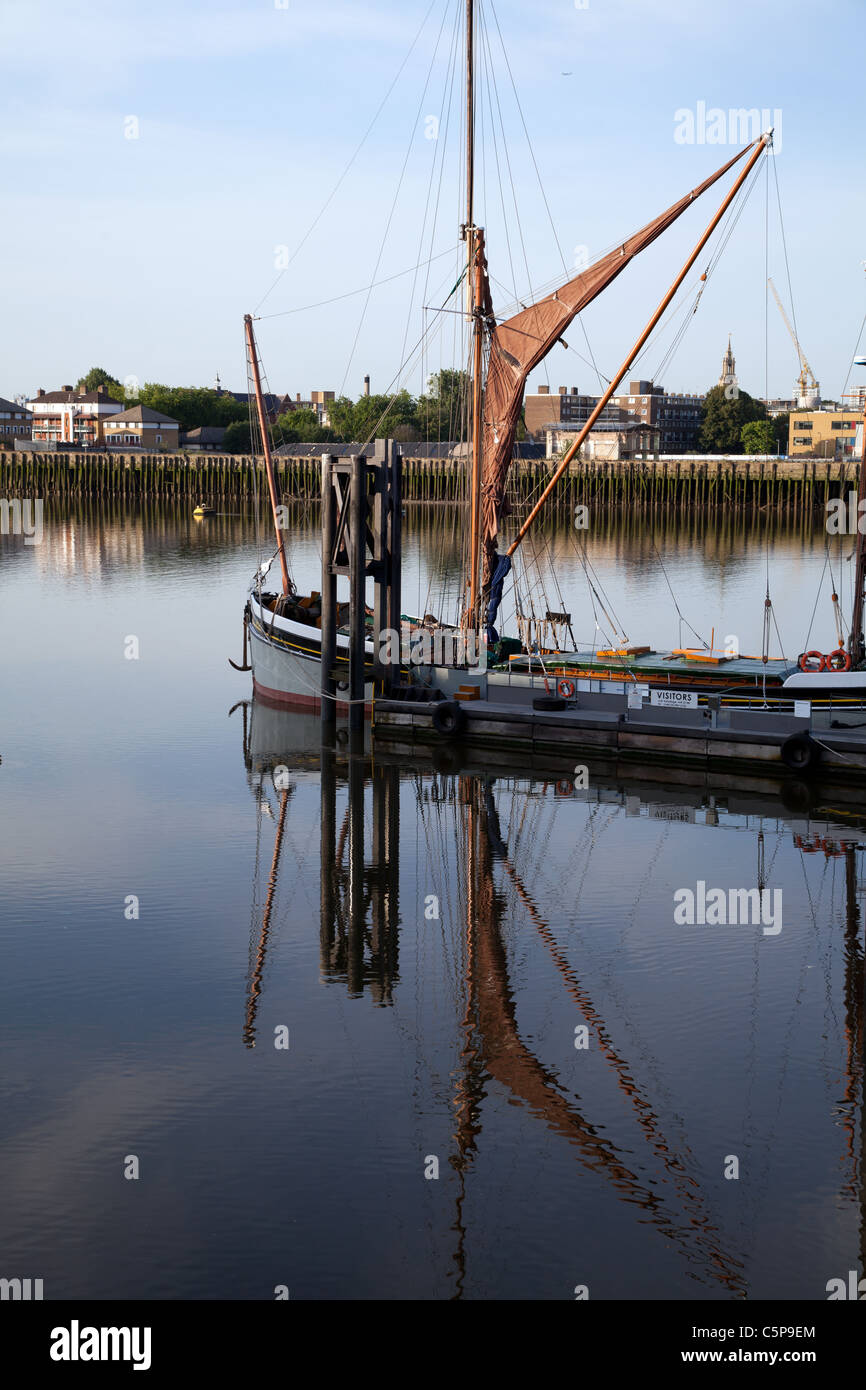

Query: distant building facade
[0,396,32,443]
[220,384,335,425]
[842,386,866,413]
[526,381,704,454]
[525,385,640,439]
[610,380,704,454]
[545,419,660,460]
[789,410,860,459]
[103,405,179,450]
[27,384,126,446]
[181,426,226,452]
[285,390,335,425]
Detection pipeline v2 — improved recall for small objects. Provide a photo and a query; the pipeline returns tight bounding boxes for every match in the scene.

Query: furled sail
[480,144,754,595]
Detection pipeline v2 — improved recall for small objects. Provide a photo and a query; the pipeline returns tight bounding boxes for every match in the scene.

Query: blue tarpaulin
[485,552,512,645]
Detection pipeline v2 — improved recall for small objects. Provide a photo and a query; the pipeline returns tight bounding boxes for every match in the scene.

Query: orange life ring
[557,678,576,700]
[555,779,574,797]
[799,650,826,672]
[825,648,851,672]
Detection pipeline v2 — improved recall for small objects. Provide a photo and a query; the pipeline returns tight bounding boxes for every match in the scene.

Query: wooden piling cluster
[0,450,859,515]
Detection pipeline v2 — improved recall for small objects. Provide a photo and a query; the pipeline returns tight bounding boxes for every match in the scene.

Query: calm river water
[0,499,863,1299]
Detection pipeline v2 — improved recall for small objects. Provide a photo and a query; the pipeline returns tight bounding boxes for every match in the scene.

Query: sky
[0,0,864,407]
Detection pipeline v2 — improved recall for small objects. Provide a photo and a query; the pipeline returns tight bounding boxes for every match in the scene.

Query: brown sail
[480,144,754,593]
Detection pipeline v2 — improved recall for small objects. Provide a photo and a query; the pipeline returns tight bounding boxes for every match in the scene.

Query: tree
[137,385,248,431]
[697,385,767,454]
[741,419,778,454]
[325,390,418,442]
[223,421,251,453]
[76,367,126,403]
[417,368,470,441]
[271,408,341,445]
[772,412,789,454]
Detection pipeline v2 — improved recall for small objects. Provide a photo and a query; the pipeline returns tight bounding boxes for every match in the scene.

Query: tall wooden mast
[244,313,291,596]
[849,402,866,666]
[465,0,484,631]
[465,0,475,260]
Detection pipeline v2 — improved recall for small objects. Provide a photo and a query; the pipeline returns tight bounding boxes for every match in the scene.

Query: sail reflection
[237,697,866,1294]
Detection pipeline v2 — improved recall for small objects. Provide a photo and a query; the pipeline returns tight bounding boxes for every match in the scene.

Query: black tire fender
[431,700,466,737]
[780,732,820,773]
[533,695,568,712]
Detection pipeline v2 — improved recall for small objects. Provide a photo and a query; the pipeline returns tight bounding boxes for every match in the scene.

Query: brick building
[27,384,126,446]
[0,396,32,443]
[524,385,638,439]
[526,381,703,453]
[610,380,704,453]
[103,405,180,450]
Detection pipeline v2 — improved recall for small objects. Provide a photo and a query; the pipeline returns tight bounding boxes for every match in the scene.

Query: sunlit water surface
[0,500,863,1299]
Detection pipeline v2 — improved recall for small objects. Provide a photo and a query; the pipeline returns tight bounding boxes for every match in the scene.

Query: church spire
[719,335,737,393]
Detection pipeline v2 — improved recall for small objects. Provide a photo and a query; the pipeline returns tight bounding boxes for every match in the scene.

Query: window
[832,421,855,430]
[793,436,811,445]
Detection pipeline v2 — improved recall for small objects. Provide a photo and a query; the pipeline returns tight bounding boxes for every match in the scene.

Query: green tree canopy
[223,421,251,453]
[137,385,249,431]
[697,385,767,454]
[75,367,126,402]
[271,409,342,446]
[741,419,778,454]
[417,368,470,441]
[325,390,419,442]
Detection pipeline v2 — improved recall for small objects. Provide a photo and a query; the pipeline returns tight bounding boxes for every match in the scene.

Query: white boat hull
[248,595,373,713]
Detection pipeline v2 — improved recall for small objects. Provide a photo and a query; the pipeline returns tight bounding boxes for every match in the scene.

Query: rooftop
[181,426,226,443]
[29,386,121,406]
[107,405,179,425]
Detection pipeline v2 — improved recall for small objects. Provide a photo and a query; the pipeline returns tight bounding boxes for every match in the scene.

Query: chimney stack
[363,374,370,397]
[296,393,301,403]
[62,384,72,393]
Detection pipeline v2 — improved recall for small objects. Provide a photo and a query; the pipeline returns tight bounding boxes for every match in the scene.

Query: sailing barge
[236,0,866,718]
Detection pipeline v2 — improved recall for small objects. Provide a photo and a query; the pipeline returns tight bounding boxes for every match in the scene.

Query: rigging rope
[253,0,439,314]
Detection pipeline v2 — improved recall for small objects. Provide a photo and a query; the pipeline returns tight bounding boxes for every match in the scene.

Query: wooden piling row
[0,451,858,515]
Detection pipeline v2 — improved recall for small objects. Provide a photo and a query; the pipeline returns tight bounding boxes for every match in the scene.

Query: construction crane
[767,277,821,408]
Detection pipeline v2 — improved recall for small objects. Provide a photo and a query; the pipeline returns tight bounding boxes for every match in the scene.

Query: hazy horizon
[1,0,864,407]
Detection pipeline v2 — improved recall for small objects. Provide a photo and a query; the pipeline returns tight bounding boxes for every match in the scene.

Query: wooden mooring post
[320,440,402,739]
